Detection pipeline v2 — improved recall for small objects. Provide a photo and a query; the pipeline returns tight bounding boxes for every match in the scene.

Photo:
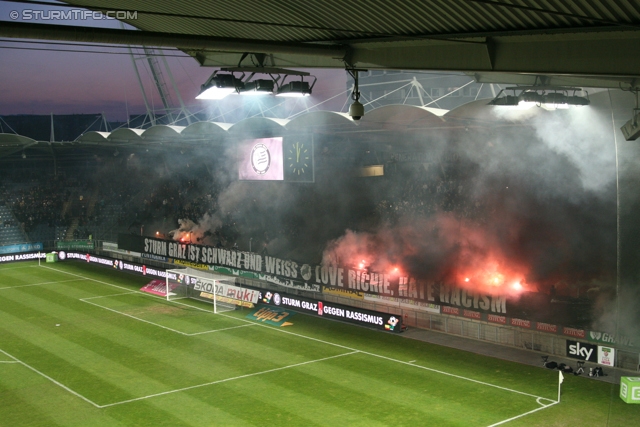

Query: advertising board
[566,340,598,362]
[258,290,402,333]
[0,242,43,255]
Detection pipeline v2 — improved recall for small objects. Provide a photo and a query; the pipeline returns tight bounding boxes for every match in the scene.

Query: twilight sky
[0,1,347,122]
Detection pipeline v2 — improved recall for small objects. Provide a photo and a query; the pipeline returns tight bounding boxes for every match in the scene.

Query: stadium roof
[0,90,629,152]
[0,90,633,163]
[67,92,627,145]
[0,133,38,158]
[1,1,639,89]
[71,106,445,146]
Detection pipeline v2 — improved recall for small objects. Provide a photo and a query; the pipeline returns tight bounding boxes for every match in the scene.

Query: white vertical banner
[597,346,615,367]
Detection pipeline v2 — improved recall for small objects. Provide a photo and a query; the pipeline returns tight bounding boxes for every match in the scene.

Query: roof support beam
[350,32,640,78]
[0,21,347,58]
[197,31,640,88]
[2,20,639,88]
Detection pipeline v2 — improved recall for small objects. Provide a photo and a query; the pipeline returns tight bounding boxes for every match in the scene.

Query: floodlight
[198,67,316,99]
[517,91,542,109]
[488,94,520,106]
[621,110,640,141]
[565,95,590,106]
[196,73,240,100]
[489,86,590,110]
[540,92,570,110]
[276,80,312,97]
[239,79,275,96]
[620,91,640,140]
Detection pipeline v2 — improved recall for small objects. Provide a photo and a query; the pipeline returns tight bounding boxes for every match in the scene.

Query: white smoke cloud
[531,107,615,193]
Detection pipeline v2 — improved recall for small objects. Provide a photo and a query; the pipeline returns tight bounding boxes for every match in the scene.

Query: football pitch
[0,261,635,426]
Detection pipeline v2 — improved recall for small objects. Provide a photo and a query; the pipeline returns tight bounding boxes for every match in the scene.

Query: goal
[165,267,239,314]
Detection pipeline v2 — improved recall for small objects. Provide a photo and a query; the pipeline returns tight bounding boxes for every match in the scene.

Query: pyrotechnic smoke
[172,213,222,243]
[322,105,617,302]
[531,107,615,193]
[144,97,634,330]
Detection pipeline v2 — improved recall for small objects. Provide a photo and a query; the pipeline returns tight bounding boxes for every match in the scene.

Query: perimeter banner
[0,252,45,264]
[57,251,180,281]
[118,234,509,315]
[0,242,43,255]
[255,289,402,333]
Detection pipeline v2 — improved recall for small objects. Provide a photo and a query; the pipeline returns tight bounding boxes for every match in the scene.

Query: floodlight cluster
[196,71,314,100]
[488,87,590,110]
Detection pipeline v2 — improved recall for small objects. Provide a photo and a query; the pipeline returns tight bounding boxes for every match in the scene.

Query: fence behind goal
[166,267,259,314]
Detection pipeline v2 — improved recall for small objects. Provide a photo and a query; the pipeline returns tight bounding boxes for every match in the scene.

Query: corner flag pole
[558,370,564,402]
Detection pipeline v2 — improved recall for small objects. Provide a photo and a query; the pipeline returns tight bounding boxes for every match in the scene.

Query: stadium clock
[287,141,310,176]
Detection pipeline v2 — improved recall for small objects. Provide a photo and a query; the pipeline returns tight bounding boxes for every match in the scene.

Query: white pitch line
[81,291,138,300]
[240,311,558,423]
[215,311,551,401]
[187,323,256,335]
[41,266,258,337]
[0,278,84,291]
[0,360,19,363]
[40,266,235,319]
[40,264,555,409]
[486,401,558,427]
[0,347,100,408]
[536,396,556,406]
[39,265,137,294]
[80,297,256,336]
[80,298,192,336]
[360,351,548,400]
[99,350,360,408]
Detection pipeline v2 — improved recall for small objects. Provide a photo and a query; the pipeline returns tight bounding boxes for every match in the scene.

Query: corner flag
[558,370,564,403]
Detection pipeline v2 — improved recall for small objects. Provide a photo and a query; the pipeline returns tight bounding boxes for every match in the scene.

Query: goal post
[165,267,258,313]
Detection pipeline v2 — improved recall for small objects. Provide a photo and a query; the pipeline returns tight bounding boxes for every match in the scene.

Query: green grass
[0,261,637,426]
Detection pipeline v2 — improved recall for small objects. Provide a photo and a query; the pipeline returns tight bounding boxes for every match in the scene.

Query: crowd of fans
[0,147,492,256]
[376,156,487,225]
[1,173,73,232]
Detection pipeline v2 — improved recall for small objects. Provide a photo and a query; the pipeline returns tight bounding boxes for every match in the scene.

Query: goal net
[165,267,246,314]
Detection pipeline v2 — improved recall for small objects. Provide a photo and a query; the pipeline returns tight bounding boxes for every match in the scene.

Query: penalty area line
[80,298,192,336]
[99,350,360,408]
[39,265,136,294]
[80,297,257,336]
[187,323,256,335]
[0,347,100,408]
[40,266,259,333]
[81,291,138,300]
